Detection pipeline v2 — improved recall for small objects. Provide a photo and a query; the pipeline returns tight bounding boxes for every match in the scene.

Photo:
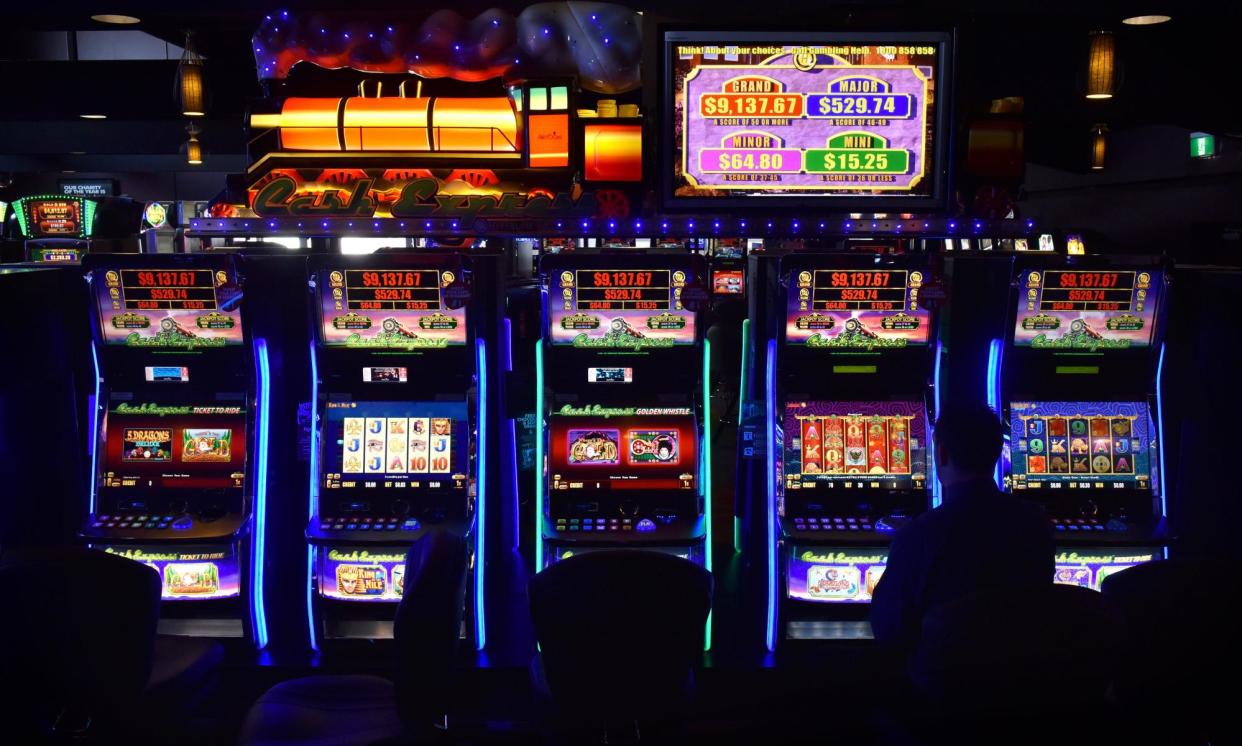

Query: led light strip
[252,338,272,649]
[306,339,320,652]
[475,337,488,651]
[764,338,778,652]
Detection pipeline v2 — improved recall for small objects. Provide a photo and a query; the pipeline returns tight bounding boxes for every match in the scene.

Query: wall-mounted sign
[1190,132,1216,159]
[12,195,97,239]
[144,202,169,229]
[59,179,117,198]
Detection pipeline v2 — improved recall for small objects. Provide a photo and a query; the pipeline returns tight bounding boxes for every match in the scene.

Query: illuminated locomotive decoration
[234,4,644,222]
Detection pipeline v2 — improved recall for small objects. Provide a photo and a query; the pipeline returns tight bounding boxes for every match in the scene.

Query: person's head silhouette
[933,403,1003,495]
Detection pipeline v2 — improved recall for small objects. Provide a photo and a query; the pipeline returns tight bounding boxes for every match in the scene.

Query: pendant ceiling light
[186,123,203,165]
[1086,31,1117,100]
[178,31,206,117]
[1090,124,1108,170]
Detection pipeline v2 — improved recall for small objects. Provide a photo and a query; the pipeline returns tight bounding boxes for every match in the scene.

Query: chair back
[528,550,713,721]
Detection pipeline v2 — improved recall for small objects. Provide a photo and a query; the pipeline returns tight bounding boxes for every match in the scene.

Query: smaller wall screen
[549,405,697,492]
[1008,401,1154,491]
[1013,269,1161,350]
[96,267,244,348]
[319,269,466,349]
[102,402,246,491]
[786,268,930,348]
[787,545,887,603]
[783,401,927,490]
[549,269,697,347]
[321,400,468,492]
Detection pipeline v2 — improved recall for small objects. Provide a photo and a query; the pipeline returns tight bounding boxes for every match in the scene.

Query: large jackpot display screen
[101,401,247,491]
[1014,269,1162,351]
[96,268,244,348]
[549,268,696,348]
[318,268,466,350]
[786,268,931,348]
[665,32,951,208]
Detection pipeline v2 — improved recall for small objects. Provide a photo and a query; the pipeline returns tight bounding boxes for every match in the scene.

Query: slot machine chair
[528,550,714,742]
[0,545,224,742]
[239,531,468,746]
[877,583,1122,745]
[1101,558,1242,746]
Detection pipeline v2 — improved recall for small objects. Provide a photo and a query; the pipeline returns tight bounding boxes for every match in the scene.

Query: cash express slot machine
[767,253,940,647]
[308,255,485,646]
[998,256,1170,590]
[82,254,265,642]
[535,254,713,634]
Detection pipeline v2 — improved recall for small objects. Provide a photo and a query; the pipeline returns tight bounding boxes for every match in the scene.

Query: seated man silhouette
[871,403,1053,656]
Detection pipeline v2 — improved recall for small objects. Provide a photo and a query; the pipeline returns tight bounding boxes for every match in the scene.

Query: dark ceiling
[0,0,1237,181]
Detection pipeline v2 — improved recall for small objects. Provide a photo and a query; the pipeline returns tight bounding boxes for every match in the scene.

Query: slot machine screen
[549,269,697,347]
[95,267,244,348]
[321,400,468,493]
[1053,548,1159,591]
[1013,269,1162,350]
[1008,401,1155,491]
[665,32,951,209]
[712,269,745,295]
[318,269,466,349]
[549,407,698,492]
[783,401,927,490]
[786,268,931,348]
[787,546,888,603]
[101,402,247,491]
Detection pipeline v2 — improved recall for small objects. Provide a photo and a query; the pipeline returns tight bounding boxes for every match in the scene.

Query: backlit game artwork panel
[549,406,697,492]
[787,545,888,603]
[319,269,467,349]
[1009,401,1155,491]
[96,268,244,348]
[671,40,941,200]
[102,402,247,491]
[784,401,927,490]
[99,544,241,600]
[1013,269,1162,350]
[322,400,468,492]
[1054,548,1159,592]
[318,547,409,602]
[549,269,697,347]
[785,269,931,348]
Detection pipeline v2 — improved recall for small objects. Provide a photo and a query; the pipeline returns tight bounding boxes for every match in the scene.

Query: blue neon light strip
[251,338,272,649]
[474,337,488,651]
[88,342,101,515]
[764,338,778,652]
[503,318,519,552]
[986,338,1003,488]
[1156,343,1168,520]
[702,338,713,651]
[735,320,751,553]
[306,340,320,652]
[930,340,944,507]
[534,341,545,572]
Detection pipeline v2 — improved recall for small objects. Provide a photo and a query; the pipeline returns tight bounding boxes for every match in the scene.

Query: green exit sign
[1191,132,1216,159]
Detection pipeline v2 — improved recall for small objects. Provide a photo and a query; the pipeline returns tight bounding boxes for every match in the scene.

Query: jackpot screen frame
[661,30,954,211]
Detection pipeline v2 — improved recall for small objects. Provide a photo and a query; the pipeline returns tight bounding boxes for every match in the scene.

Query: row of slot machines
[741,252,1167,648]
[69,245,1167,655]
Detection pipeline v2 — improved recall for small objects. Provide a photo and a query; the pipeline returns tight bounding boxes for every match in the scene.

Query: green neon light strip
[534,340,545,573]
[83,198,97,238]
[735,319,750,554]
[703,337,713,651]
[833,365,878,374]
[12,198,30,238]
[1055,366,1100,375]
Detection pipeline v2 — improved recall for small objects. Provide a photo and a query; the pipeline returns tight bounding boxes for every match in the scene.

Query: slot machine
[307,254,497,647]
[761,253,941,647]
[82,255,265,642]
[998,257,1169,589]
[534,254,713,624]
